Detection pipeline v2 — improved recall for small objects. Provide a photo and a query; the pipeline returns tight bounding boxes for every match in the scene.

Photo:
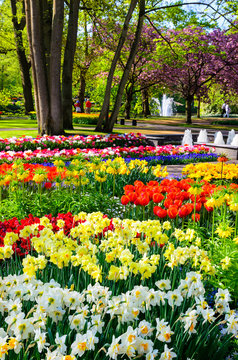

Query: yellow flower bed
[73,113,100,118]
[3,212,214,281]
[182,163,238,181]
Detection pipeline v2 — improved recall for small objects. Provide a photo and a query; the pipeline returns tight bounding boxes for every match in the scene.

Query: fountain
[231,134,238,146]
[181,129,193,146]
[161,94,174,116]
[195,129,238,160]
[227,129,236,145]
[214,131,225,145]
[197,129,208,143]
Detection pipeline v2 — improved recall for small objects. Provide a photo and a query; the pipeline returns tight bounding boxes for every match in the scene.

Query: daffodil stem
[235,211,238,236]
[113,174,115,197]
[221,162,223,184]
[211,207,215,255]
[223,203,226,223]
[79,177,81,198]
[38,183,42,208]
[193,194,197,224]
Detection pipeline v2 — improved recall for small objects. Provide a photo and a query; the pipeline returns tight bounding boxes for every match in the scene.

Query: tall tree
[24,0,64,135]
[77,10,91,113]
[10,0,34,114]
[139,26,238,123]
[62,0,80,130]
[95,0,138,131]
[103,0,145,132]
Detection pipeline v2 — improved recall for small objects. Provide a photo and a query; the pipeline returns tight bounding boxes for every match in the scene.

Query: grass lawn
[0,114,238,139]
[0,130,38,138]
[0,117,38,128]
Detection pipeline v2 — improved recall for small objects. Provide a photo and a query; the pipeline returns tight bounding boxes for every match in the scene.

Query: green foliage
[28,111,37,120]
[0,89,11,107]
[201,84,238,116]
[0,187,124,221]
[212,119,238,126]
[0,91,24,114]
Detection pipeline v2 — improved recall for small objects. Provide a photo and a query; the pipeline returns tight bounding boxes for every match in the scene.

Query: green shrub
[212,119,238,126]
[29,111,37,120]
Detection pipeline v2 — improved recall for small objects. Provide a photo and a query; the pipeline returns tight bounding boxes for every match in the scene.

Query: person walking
[224,102,231,118]
[85,98,92,114]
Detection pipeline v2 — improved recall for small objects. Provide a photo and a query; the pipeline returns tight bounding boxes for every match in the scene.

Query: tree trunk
[10,0,34,114]
[41,0,52,86]
[124,84,134,119]
[29,0,50,134]
[25,0,40,131]
[95,0,138,131]
[78,68,87,113]
[197,96,201,118]
[49,0,64,134]
[186,96,193,124]
[142,88,150,117]
[62,0,80,130]
[103,0,145,133]
[25,0,66,135]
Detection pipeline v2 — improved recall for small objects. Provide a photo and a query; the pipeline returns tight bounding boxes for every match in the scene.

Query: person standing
[85,98,92,114]
[221,102,226,117]
[75,99,81,113]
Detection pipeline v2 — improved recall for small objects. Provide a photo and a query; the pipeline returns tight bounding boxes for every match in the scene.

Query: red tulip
[168,192,177,201]
[167,205,178,219]
[174,199,182,208]
[44,182,52,189]
[192,213,200,222]
[178,205,190,218]
[121,195,130,205]
[138,193,150,206]
[152,192,164,203]
[164,198,173,209]
[179,192,190,201]
[147,180,159,187]
[127,192,137,203]
[195,202,202,212]
[199,196,207,204]
[154,206,167,218]
[124,185,134,193]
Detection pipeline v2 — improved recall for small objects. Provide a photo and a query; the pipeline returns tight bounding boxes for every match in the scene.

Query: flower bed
[183,162,238,181]
[0,212,237,359]
[0,133,237,359]
[0,133,148,151]
[0,159,167,220]
[0,144,216,164]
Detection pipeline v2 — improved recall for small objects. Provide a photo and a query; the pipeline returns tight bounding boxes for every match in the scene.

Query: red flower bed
[121,178,230,221]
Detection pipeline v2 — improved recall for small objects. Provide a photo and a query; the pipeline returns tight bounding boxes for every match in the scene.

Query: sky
[181,0,236,29]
